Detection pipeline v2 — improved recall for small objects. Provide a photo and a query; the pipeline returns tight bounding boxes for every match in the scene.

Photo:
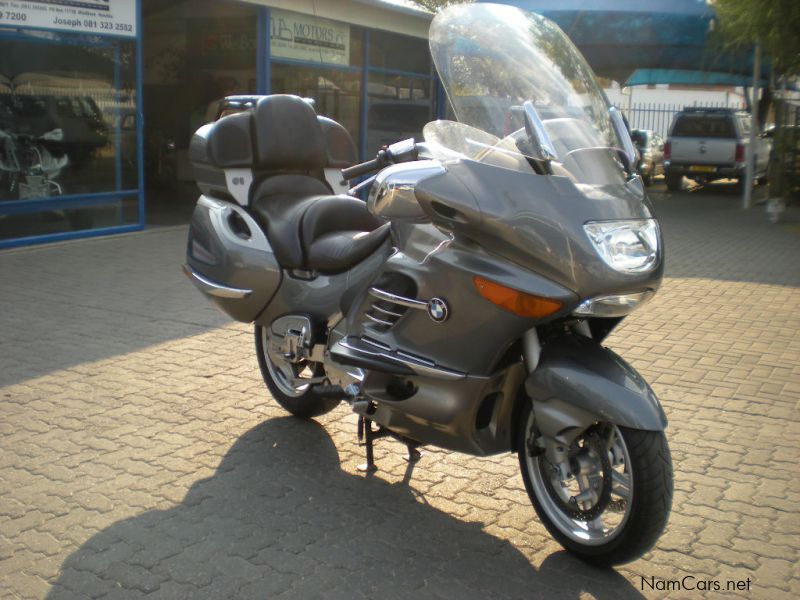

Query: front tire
[254,325,340,419]
[518,402,673,566]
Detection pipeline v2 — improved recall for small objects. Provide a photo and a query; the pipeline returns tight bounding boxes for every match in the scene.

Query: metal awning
[625,69,768,89]
[482,1,757,84]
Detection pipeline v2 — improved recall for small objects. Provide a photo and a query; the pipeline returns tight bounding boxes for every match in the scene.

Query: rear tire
[665,173,682,192]
[518,402,673,566]
[254,325,340,419]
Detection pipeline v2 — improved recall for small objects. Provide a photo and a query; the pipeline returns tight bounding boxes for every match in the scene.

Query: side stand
[357,415,422,473]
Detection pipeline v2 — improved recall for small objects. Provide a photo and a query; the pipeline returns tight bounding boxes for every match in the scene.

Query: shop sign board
[0,0,137,38]
[270,8,350,66]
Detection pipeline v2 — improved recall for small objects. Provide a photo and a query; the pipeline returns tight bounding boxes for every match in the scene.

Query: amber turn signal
[473,276,563,319]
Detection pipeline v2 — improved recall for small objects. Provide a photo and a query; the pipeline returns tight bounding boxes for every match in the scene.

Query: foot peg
[357,415,421,472]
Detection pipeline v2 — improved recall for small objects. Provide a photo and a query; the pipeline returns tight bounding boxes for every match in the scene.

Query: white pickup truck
[664,107,770,191]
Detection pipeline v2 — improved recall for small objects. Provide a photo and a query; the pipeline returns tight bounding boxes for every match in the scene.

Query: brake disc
[541,432,612,522]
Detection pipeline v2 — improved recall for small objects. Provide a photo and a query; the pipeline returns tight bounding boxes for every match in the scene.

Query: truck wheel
[665,174,682,192]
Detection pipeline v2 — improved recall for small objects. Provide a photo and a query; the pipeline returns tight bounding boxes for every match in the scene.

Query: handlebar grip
[341,157,381,181]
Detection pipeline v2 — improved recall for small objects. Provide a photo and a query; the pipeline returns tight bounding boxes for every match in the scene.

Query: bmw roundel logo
[427,297,449,323]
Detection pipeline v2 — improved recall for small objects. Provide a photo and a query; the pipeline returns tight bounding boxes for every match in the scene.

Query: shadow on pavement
[0,227,231,388]
[47,417,643,600]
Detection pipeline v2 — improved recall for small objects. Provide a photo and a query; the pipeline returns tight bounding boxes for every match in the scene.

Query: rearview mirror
[522,100,558,163]
[609,106,637,174]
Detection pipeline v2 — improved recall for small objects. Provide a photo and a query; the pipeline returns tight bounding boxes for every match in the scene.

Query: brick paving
[1,182,799,599]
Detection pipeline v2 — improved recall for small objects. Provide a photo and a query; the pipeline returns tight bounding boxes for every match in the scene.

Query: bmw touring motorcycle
[184,4,673,565]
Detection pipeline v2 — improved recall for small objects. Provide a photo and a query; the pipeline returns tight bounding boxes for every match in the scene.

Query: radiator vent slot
[363,275,418,333]
[365,295,409,332]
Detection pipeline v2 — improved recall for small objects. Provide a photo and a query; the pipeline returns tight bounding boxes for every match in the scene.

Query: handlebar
[341,139,419,182]
[341,156,383,181]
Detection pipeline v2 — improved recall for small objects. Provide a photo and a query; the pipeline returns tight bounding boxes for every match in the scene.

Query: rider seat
[201,94,389,274]
[251,173,390,274]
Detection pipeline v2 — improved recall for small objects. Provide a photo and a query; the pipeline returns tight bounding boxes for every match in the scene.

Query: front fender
[525,336,667,434]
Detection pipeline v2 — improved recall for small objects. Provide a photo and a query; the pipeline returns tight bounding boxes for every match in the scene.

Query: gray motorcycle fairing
[525,335,667,435]
[345,222,579,376]
[354,362,527,455]
[254,239,393,330]
[414,159,664,298]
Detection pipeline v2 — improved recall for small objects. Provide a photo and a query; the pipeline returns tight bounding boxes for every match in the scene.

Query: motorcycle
[183,3,672,566]
[0,127,68,199]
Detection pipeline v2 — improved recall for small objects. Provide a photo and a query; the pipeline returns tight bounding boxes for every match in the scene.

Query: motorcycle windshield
[427,3,628,187]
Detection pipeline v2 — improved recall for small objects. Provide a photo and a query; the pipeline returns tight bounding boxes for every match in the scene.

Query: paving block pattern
[1,187,799,599]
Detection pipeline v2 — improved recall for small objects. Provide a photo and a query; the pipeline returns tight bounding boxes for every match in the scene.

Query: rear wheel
[665,173,682,192]
[255,325,340,419]
[518,402,673,566]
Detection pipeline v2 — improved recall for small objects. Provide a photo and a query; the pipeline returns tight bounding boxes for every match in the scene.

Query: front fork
[522,324,598,475]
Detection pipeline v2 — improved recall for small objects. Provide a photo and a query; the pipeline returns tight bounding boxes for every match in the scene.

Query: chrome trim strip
[198,195,226,210]
[365,313,394,327]
[371,304,404,318]
[368,287,427,310]
[396,350,435,367]
[182,265,252,299]
[337,337,465,381]
[361,337,392,351]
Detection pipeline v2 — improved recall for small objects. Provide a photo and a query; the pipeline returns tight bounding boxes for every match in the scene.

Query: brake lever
[347,174,378,198]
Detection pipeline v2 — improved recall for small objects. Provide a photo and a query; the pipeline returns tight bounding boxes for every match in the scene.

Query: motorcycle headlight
[584,219,660,274]
[573,290,655,317]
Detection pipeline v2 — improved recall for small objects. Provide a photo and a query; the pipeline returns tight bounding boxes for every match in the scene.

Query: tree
[714,0,800,77]
[409,0,472,13]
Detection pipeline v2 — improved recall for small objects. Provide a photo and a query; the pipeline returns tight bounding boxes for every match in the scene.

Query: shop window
[145,1,258,156]
[185,15,258,127]
[0,31,139,241]
[0,198,141,241]
[272,64,361,149]
[366,73,436,154]
[369,30,431,75]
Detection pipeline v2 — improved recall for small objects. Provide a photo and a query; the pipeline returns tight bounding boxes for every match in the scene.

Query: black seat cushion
[254,95,327,171]
[302,198,390,274]
[251,176,390,273]
[301,195,383,243]
[305,225,391,274]
[317,116,358,168]
[251,174,331,268]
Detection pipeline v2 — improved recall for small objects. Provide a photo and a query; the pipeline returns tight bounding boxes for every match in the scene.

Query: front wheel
[254,325,340,419]
[518,403,673,566]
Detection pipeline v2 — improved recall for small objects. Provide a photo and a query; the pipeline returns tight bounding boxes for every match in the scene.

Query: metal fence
[622,101,747,138]
[770,99,800,201]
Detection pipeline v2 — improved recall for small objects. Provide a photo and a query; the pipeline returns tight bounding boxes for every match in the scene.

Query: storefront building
[0,0,434,248]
